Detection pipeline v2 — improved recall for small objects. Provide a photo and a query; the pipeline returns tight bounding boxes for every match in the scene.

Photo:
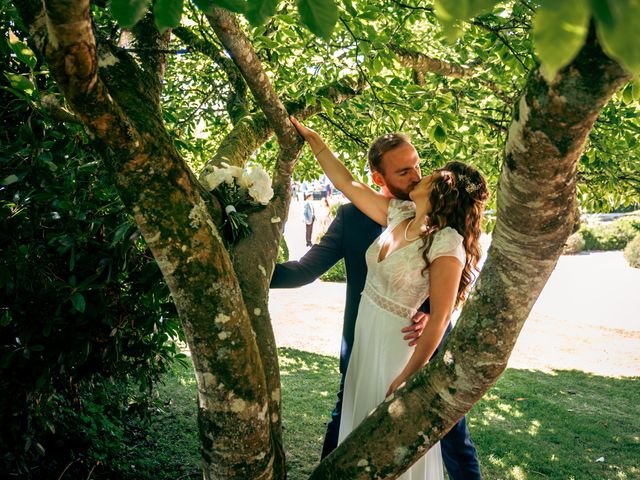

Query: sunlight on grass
[527,419,540,436]
[115,351,639,480]
[509,465,526,479]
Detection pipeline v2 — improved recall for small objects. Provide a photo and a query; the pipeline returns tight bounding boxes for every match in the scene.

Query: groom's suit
[271,203,481,479]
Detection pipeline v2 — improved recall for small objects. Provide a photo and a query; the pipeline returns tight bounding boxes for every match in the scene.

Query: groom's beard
[386,182,413,201]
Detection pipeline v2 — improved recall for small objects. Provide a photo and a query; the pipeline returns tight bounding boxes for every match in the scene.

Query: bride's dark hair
[420,161,489,308]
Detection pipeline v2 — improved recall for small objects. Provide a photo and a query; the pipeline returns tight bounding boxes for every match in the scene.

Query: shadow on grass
[278,348,640,480]
[120,348,639,480]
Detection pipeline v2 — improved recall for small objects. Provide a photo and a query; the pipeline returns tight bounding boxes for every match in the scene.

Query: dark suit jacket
[271,203,438,374]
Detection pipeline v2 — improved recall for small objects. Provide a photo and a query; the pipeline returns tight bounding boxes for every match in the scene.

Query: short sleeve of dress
[387,199,415,229]
[427,227,466,266]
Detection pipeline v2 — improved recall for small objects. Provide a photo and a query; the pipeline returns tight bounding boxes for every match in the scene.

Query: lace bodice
[363,199,466,319]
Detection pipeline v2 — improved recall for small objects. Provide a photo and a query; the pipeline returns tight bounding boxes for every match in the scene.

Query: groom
[270,133,481,479]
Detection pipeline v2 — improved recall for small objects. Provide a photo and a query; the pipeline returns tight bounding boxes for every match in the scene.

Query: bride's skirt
[338,294,445,480]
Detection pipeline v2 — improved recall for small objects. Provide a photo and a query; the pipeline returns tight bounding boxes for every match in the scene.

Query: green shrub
[624,235,640,268]
[320,259,346,282]
[278,236,289,263]
[0,34,183,476]
[564,232,586,254]
[578,217,640,251]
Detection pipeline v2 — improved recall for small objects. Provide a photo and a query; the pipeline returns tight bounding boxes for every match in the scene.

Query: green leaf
[245,0,278,26]
[594,0,640,76]
[432,124,447,144]
[434,0,500,22]
[213,0,247,13]
[110,0,152,29]
[632,78,640,101]
[0,309,11,327]
[1,174,20,186]
[71,292,86,313]
[434,0,500,39]
[4,72,35,95]
[343,0,357,17]
[153,0,184,32]
[8,30,37,70]
[297,0,338,40]
[622,82,634,104]
[532,0,590,82]
[589,0,614,29]
[193,0,247,14]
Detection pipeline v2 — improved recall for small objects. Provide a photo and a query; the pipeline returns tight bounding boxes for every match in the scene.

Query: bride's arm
[290,116,389,226]
[386,256,463,397]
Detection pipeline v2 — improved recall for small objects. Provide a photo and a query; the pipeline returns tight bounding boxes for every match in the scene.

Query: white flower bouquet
[203,162,274,244]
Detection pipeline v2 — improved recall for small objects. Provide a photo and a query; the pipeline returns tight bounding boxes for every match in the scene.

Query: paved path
[270,201,640,377]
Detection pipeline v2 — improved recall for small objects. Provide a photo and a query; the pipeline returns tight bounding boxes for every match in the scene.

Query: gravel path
[270,200,640,377]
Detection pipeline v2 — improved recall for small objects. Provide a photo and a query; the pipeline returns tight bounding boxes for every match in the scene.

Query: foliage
[623,234,640,268]
[577,216,640,251]
[155,1,640,212]
[0,16,183,476]
[563,231,586,255]
[319,258,346,283]
[277,236,290,263]
[111,0,339,40]
[435,0,640,78]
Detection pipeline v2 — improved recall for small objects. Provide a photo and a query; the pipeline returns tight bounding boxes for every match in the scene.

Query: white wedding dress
[337,199,466,480]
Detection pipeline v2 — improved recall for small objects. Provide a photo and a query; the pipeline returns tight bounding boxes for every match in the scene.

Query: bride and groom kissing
[271,117,488,479]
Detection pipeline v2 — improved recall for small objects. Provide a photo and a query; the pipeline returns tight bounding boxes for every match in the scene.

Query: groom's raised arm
[270,205,346,288]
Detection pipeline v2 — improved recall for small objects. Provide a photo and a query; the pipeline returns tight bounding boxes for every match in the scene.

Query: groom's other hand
[402,311,429,347]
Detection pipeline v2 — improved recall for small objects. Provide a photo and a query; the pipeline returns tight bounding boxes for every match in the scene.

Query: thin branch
[172,26,249,123]
[391,45,475,78]
[392,45,511,102]
[471,19,530,71]
[389,0,434,13]
[340,17,392,129]
[318,112,369,149]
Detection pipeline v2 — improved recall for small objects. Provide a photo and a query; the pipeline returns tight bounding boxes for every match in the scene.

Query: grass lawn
[119,348,639,479]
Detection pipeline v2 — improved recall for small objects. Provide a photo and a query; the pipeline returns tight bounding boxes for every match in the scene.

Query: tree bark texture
[309,27,629,480]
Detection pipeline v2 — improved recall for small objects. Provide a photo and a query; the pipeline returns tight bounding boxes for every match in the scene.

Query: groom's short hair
[367,132,411,174]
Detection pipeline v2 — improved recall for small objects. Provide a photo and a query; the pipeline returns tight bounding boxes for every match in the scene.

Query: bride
[290,117,489,479]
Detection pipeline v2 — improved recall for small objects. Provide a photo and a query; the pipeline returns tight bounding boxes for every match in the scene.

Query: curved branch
[199,77,365,179]
[206,8,300,154]
[391,44,510,102]
[392,45,475,78]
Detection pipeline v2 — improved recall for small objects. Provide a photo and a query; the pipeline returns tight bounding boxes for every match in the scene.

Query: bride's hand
[290,116,320,144]
[385,376,406,398]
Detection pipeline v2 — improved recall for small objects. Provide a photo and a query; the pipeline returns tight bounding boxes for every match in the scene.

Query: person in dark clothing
[271,129,481,479]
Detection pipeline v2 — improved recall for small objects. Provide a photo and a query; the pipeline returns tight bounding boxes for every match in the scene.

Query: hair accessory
[457,173,481,194]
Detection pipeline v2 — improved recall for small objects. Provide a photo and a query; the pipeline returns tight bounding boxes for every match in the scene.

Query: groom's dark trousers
[271,203,481,479]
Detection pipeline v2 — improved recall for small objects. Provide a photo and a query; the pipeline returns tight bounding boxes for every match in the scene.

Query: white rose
[246,165,273,204]
[236,171,253,189]
[203,169,232,190]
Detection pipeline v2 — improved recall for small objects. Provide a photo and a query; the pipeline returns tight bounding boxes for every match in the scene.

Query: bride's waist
[361,284,420,320]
